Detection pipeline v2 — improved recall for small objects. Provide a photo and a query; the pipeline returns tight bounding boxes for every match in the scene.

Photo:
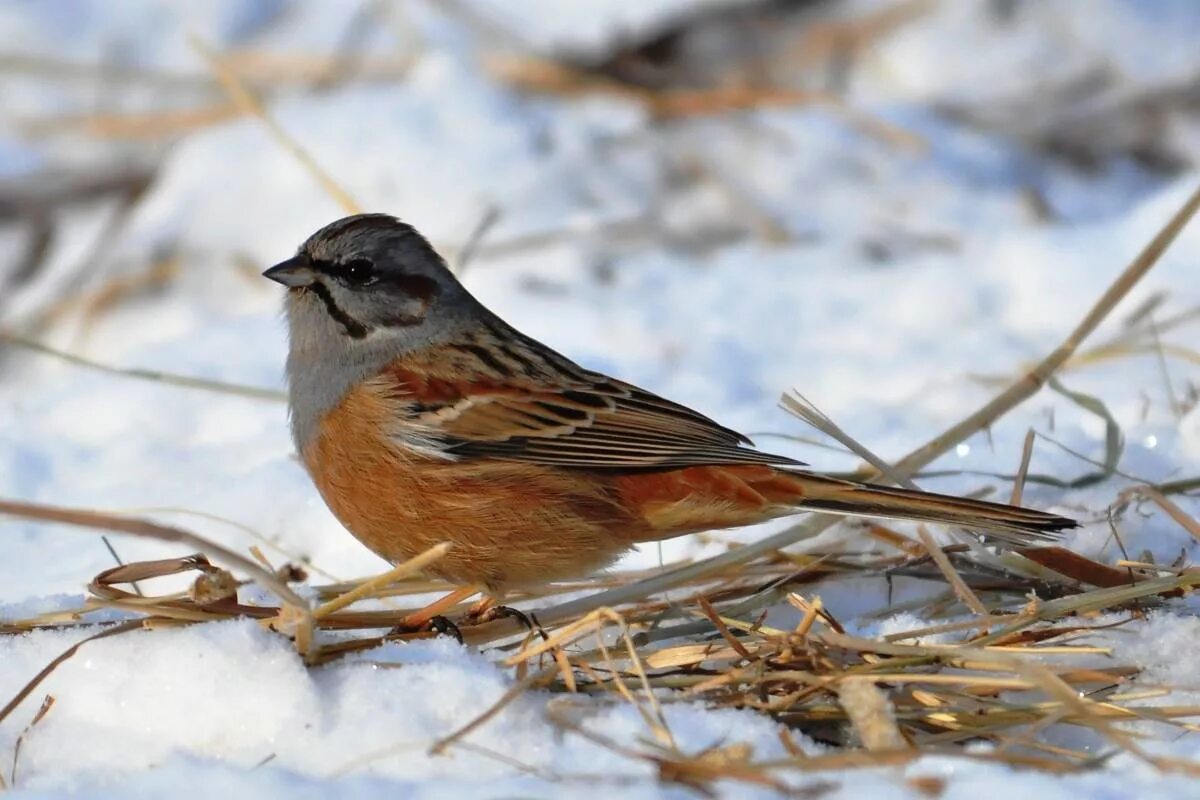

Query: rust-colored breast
[300,376,642,592]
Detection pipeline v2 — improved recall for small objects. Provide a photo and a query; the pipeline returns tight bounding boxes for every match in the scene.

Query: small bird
[265,214,1076,621]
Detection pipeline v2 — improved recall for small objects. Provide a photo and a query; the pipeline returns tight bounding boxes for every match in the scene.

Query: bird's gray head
[264,213,475,347]
[264,214,483,449]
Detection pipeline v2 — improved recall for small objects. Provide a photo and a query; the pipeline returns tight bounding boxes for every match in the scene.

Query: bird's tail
[767,471,1076,547]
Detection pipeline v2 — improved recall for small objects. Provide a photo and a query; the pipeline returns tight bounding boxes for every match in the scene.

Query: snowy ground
[1,1,1200,797]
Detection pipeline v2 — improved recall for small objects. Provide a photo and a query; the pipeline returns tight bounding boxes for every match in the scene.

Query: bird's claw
[426,615,464,643]
[469,604,533,629]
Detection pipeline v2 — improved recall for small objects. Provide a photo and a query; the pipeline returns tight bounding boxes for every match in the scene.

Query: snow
[1,0,1200,796]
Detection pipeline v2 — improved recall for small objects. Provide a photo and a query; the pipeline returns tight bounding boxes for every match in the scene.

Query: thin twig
[0,499,307,608]
[1011,429,1037,507]
[312,543,452,619]
[100,535,143,597]
[189,35,362,215]
[454,205,502,275]
[1,332,286,401]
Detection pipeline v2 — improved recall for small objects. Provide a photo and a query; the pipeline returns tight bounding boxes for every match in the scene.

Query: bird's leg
[396,587,532,640]
[399,584,480,630]
[467,594,497,619]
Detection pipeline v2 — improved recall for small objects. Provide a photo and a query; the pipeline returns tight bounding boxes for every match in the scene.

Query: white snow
[1,0,1199,797]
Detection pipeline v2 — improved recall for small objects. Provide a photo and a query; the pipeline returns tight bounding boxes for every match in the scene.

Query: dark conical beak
[263,256,318,288]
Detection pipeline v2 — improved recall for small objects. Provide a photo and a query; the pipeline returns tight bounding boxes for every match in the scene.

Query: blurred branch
[0,331,286,402]
[0,51,416,90]
[190,36,362,215]
[0,164,158,322]
[0,164,156,222]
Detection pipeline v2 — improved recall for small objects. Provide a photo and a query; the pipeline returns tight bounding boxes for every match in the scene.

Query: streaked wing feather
[385,329,804,470]
[424,385,800,470]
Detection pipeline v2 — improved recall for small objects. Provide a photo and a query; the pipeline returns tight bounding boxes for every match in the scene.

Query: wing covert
[379,324,804,471]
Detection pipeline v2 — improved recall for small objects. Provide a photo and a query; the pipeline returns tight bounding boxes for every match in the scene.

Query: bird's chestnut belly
[298,381,638,591]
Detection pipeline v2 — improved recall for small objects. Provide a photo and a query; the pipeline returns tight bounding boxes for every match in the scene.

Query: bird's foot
[425,614,464,643]
[467,604,533,629]
[387,613,463,643]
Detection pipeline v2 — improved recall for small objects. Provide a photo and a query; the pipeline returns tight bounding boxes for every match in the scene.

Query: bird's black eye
[342,257,376,286]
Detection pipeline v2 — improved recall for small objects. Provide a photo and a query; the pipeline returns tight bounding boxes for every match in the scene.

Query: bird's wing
[376,324,804,471]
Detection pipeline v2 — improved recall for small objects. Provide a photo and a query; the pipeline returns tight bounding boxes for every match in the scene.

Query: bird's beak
[263,256,318,288]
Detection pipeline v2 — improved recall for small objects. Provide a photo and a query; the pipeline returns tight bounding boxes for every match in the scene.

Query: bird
[265,213,1077,625]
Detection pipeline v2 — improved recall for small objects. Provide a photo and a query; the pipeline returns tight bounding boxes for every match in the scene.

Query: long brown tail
[763,470,1077,547]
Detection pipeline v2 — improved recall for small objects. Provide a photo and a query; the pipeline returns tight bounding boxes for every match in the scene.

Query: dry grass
[4,501,1200,788]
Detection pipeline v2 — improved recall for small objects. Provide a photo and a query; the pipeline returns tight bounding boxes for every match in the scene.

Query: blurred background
[1,0,1199,596]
